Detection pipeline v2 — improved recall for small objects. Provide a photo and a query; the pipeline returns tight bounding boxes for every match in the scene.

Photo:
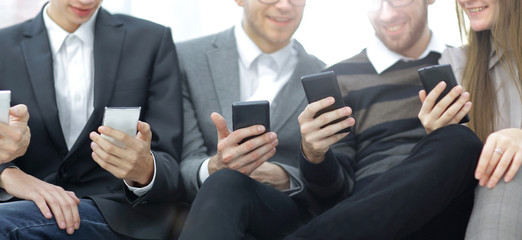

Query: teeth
[469,7,484,13]
[386,25,401,32]
[273,17,290,22]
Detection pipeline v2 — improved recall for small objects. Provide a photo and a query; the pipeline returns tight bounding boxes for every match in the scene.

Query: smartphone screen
[102,107,141,148]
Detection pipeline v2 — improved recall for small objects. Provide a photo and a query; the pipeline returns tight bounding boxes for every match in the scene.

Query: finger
[440,90,468,124]
[90,132,126,157]
[299,97,335,122]
[429,84,460,121]
[418,90,427,103]
[57,190,79,234]
[487,149,516,188]
[224,132,276,162]
[32,196,53,219]
[136,121,152,143]
[239,147,277,175]
[40,190,67,230]
[91,143,121,175]
[228,125,267,145]
[423,81,446,111]
[480,150,503,187]
[97,126,135,148]
[9,104,30,123]
[211,112,231,140]
[476,139,497,180]
[304,116,353,143]
[505,153,522,183]
[452,101,472,124]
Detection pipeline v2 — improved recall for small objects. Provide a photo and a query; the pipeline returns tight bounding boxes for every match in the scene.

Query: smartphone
[301,71,350,133]
[232,100,270,145]
[417,64,470,124]
[0,90,11,125]
[102,107,141,148]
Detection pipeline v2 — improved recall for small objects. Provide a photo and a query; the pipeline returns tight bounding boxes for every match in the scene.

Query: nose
[378,1,399,22]
[273,0,293,11]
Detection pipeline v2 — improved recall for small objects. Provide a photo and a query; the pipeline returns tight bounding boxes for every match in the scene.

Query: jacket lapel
[207,29,240,127]
[271,42,320,132]
[67,8,125,156]
[21,10,68,156]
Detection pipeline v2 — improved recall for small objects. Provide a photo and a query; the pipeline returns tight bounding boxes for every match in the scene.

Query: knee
[201,169,255,197]
[429,125,483,172]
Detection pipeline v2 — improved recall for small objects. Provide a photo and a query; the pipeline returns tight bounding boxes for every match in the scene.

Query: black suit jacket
[0,7,183,239]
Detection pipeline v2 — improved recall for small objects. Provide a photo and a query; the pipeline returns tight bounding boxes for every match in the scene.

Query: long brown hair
[456,0,522,141]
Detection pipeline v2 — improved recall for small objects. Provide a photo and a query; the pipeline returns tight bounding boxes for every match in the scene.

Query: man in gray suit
[178,0,323,238]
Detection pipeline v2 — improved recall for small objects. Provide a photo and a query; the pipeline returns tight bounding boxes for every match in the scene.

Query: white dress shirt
[367,31,447,74]
[198,24,299,184]
[43,6,154,196]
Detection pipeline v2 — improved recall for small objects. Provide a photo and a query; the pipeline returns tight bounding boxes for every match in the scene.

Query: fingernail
[462,92,469,98]
[343,107,350,114]
[67,227,74,235]
[257,126,265,132]
[487,180,495,188]
[75,223,80,229]
[60,222,66,229]
[272,140,278,146]
[45,212,52,219]
[438,81,446,87]
[270,133,277,140]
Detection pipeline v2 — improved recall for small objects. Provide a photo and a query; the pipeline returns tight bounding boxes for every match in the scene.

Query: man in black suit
[0,0,183,239]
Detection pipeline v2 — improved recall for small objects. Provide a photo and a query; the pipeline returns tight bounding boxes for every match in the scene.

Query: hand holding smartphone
[417,64,470,124]
[232,100,270,145]
[102,107,141,148]
[301,71,351,133]
[0,90,11,124]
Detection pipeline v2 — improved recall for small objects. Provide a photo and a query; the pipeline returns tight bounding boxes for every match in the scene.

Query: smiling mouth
[384,23,405,33]
[469,7,487,13]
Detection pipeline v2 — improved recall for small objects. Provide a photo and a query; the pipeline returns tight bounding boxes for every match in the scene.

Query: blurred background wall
[0,0,462,66]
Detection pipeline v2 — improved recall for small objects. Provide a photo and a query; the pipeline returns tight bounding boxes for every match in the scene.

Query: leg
[179,169,302,240]
[285,124,482,239]
[0,199,131,240]
[465,170,522,240]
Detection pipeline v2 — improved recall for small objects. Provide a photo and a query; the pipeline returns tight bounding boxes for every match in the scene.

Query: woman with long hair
[418,0,522,238]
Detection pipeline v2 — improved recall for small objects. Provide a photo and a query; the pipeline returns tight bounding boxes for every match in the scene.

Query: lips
[71,6,94,17]
[383,22,406,34]
[466,6,488,16]
[268,16,293,25]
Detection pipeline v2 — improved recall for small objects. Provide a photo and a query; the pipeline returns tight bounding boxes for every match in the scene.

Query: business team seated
[0,0,183,239]
[180,0,483,239]
[2,0,519,239]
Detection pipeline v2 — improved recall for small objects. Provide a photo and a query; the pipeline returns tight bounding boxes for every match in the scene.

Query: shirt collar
[43,4,99,55]
[367,31,446,74]
[234,23,296,70]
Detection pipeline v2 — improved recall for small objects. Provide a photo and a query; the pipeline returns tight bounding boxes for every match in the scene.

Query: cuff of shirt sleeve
[299,148,339,186]
[198,158,211,186]
[124,151,156,197]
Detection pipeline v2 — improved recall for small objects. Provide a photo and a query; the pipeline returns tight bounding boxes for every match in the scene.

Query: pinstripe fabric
[465,172,522,240]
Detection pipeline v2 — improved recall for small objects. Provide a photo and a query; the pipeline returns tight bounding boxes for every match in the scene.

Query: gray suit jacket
[178,27,325,202]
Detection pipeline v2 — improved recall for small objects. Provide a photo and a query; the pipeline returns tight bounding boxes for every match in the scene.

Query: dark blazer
[178,27,325,202]
[0,7,183,239]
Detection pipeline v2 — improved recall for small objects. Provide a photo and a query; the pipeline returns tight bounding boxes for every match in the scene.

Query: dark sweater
[300,49,441,203]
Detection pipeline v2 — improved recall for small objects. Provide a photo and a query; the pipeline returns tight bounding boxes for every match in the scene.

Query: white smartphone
[102,107,141,148]
[0,90,11,125]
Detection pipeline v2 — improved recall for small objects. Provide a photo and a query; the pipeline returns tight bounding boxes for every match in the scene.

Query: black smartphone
[417,64,470,124]
[301,70,350,133]
[232,100,270,144]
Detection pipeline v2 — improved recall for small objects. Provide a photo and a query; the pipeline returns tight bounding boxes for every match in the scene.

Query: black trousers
[179,125,483,240]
